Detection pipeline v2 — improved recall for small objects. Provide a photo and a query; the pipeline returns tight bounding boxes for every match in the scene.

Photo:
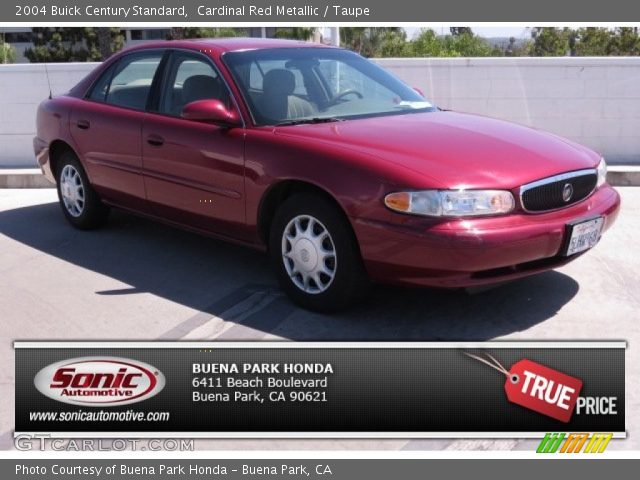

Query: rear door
[70,50,164,210]
[142,50,247,240]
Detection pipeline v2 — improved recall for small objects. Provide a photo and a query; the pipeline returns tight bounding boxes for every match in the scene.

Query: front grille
[520,170,597,212]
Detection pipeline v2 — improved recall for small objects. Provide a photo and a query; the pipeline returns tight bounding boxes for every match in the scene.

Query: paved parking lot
[1,188,638,451]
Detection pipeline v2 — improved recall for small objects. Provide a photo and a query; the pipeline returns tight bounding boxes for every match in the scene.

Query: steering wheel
[328,89,364,105]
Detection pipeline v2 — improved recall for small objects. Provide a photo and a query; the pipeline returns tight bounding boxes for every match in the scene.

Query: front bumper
[354,185,621,287]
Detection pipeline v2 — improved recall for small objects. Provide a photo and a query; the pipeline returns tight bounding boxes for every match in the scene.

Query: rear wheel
[269,193,369,311]
[56,151,109,229]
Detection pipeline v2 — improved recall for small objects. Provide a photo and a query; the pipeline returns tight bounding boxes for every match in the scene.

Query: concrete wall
[0,63,92,167]
[1,57,639,168]
[375,57,640,164]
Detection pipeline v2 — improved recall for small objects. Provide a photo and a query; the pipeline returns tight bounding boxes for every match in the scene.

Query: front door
[142,51,247,240]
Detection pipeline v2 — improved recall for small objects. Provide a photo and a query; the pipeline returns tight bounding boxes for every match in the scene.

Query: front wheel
[56,151,109,230]
[269,193,369,311]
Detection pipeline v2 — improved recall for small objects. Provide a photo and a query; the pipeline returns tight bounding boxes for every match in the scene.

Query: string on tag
[463,351,519,384]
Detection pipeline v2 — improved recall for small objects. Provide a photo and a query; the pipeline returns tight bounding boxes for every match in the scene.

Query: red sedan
[34,39,620,311]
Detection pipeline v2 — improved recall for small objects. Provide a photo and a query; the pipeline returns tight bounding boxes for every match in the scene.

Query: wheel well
[257,181,348,247]
[49,140,75,179]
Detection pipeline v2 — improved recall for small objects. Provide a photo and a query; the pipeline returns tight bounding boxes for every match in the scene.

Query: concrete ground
[1,188,638,451]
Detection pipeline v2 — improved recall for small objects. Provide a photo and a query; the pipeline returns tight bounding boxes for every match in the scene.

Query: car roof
[122,38,333,55]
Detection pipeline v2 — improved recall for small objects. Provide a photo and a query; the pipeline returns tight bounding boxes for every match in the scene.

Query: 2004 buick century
[34,39,620,311]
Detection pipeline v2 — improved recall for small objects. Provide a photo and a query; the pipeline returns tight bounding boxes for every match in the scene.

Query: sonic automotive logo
[34,357,165,406]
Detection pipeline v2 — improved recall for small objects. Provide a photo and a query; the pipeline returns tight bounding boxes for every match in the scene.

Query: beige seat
[257,69,315,122]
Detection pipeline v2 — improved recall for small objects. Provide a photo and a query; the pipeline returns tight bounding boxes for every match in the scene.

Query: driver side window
[159,53,231,116]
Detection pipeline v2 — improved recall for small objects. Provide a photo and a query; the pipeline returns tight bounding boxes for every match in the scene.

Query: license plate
[564,217,604,256]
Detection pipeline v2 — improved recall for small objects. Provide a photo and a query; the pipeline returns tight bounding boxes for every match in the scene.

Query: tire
[55,150,109,230]
[269,192,369,311]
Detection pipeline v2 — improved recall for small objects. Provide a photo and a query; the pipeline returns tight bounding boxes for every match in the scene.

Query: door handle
[147,134,164,147]
[76,119,90,130]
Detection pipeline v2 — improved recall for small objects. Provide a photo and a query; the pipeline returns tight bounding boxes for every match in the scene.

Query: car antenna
[43,61,52,99]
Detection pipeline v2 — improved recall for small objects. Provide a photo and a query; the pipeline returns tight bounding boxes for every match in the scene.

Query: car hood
[273,111,600,189]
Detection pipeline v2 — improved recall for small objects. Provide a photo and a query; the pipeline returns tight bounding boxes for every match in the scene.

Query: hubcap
[281,215,337,294]
[60,165,85,217]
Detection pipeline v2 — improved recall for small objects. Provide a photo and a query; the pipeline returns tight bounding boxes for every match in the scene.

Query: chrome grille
[520,169,597,213]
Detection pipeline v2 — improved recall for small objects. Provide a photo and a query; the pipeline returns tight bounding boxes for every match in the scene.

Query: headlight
[384,190,515,217]
[596,157,607,187]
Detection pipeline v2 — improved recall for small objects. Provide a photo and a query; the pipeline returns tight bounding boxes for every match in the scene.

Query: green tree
[25,28,124,62]
[530,27,576,56]
[407,29,448,57]
[407,29,501,57]
[608,27,640,55]
[378,29,411,57]
[574,27,613,56]
[1,39,16,64]
[443,31,501,56]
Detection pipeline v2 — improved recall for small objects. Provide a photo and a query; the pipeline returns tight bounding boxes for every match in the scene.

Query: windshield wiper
[275,117,344,127]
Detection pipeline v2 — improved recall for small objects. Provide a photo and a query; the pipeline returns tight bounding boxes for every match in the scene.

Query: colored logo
[536,432,612,453]
[34,357,165,406]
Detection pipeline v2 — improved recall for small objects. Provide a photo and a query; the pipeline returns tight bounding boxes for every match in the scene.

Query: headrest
[262,69,296,96]
[182,75,221,104]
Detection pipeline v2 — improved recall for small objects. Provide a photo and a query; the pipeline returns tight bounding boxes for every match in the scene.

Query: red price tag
[505,359,582,423]
[465,352,583,423]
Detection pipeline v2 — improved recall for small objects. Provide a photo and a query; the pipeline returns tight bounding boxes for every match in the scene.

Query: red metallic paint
[181,99,242,125]
[34,39,621,288]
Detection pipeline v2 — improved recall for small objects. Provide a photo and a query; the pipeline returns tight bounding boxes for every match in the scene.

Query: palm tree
[169,28,185,40]
[340,28,405,57]
[96,28,112,60]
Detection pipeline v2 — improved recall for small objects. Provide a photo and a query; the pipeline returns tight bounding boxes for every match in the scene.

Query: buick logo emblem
[562,183,574,202]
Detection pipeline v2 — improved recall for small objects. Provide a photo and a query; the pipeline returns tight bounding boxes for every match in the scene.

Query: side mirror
[413,87,425,98]
[181,99,241,127]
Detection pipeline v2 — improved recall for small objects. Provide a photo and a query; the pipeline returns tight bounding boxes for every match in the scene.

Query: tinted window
[159,53,230,116]
[93,53,163,110]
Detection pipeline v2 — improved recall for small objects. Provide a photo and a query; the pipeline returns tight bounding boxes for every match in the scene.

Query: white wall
[375,57,640,164]
[0,63,92,167]
[1,57,639,168]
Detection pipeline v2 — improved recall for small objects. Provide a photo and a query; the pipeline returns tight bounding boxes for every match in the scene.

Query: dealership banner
[14,341,625,437]
[3,0,640,22]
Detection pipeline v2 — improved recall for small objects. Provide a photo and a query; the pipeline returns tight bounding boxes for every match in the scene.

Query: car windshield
[222,47,436,126]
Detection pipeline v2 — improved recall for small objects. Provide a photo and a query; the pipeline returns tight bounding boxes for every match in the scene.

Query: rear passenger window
[88,64,116,102]
[91,53,163,110]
